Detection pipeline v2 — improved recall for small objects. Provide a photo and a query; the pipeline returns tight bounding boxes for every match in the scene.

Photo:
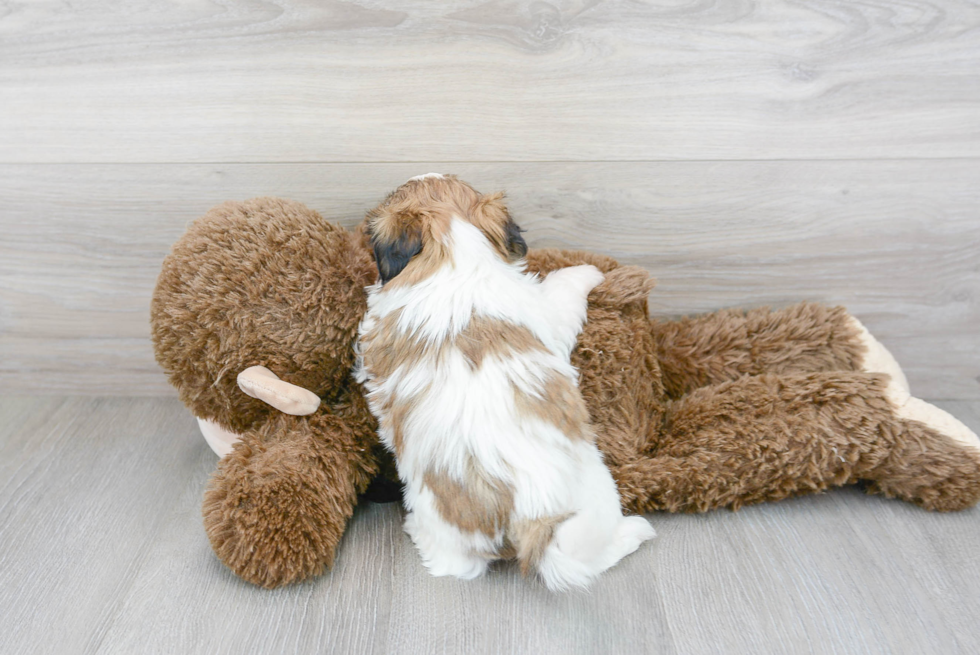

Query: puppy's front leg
[539,265,605,358]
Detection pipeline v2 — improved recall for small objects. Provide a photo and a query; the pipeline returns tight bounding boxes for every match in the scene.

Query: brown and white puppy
[355,174,655,591]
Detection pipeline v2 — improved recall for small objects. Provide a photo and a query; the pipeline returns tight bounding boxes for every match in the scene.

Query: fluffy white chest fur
[356,213,654,591]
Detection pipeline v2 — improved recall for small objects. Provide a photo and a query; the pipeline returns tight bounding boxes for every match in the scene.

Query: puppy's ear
[504,219,527,260]
[372,227,422,284]
[476,192,528,262]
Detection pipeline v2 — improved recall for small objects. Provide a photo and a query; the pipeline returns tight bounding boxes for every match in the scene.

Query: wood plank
[94,489,399,655]
[2,161,978,398]
[1,1,979,162]
[654,487,980,654]
[0,396,398,655]
[0,397,206,654]
[383,518,675,655]
[2,397,979,653]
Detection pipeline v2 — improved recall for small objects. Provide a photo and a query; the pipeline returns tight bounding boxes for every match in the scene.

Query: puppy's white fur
[356,202,654,591]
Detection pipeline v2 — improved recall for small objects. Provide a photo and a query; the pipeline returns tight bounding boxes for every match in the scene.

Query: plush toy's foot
[203,424,359,588]
[848,316,910,402]
[848,316,980,508]
[850,315,980,451]
[197,417,243,458]
[898,397,980,453]
[849,316,979,452]
[869,411,980,511]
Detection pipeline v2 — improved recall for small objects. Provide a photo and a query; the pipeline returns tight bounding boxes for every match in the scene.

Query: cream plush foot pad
[849,316,910,403]
[896,397,980,453]
[198,417,243,458]
[849,317,980,453]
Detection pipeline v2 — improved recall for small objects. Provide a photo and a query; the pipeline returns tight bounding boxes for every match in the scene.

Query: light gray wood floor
[2,396,979,654]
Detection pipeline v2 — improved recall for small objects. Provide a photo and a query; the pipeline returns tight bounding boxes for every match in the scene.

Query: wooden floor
[1,396,979,655]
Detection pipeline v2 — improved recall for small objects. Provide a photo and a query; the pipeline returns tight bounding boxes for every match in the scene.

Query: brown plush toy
[151,186,980,589]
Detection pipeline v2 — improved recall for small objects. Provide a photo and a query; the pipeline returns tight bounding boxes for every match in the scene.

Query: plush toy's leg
[610,371,980,514]
[866,407,980,511]
[202,411,379,588]
[652,303,868,398]
[846,316,980,482]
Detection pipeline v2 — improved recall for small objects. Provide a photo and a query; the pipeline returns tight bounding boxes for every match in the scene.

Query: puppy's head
[366,174,527,285]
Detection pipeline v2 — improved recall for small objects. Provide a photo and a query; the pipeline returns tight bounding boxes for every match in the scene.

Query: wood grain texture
[0,397,205,654]
[2,161,978,398]
[1,0,979,162]
[1,397,979,654]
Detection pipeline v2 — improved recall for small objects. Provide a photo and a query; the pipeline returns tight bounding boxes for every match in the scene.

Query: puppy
[355,174,655,591]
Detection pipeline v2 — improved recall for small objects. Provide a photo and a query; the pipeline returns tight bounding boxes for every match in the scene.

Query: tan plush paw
[849,316,911,404]
[895,397,980,454]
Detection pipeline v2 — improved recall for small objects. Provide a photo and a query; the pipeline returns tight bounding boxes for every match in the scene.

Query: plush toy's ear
[372,226,422,284]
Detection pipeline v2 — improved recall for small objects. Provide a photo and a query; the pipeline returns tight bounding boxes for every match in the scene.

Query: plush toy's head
[151,197,378,435]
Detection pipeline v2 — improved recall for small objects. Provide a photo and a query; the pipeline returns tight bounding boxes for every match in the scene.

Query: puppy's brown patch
[457,316,549,369]
[360,309,452,382]
[382,399,411,457]
[363,311,547,382]
[510,514,572,575]
[514,373,593,442]
[423,459,514,538]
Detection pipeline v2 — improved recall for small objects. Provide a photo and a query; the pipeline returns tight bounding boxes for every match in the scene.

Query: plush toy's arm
[590,265,655,308]
[651,302,868,399]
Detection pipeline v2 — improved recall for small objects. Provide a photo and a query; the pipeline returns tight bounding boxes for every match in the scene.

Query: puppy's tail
[535,545,600,592]
[529,515,656,593]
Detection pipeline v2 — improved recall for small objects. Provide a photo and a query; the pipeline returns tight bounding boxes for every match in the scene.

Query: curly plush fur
[151,198,381,587]
[151,193,980,589]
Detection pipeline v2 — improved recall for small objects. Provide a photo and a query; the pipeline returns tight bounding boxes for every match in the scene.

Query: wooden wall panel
[1,1,979,162]
[2,162,977,398]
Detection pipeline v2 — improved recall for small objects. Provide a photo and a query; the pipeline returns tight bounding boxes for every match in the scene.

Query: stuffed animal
[151,189,980,589]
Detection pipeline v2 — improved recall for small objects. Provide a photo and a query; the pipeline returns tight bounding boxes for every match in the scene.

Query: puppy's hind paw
[423,554,489,581]
[615,516,657,555]
[558,264,606,296]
